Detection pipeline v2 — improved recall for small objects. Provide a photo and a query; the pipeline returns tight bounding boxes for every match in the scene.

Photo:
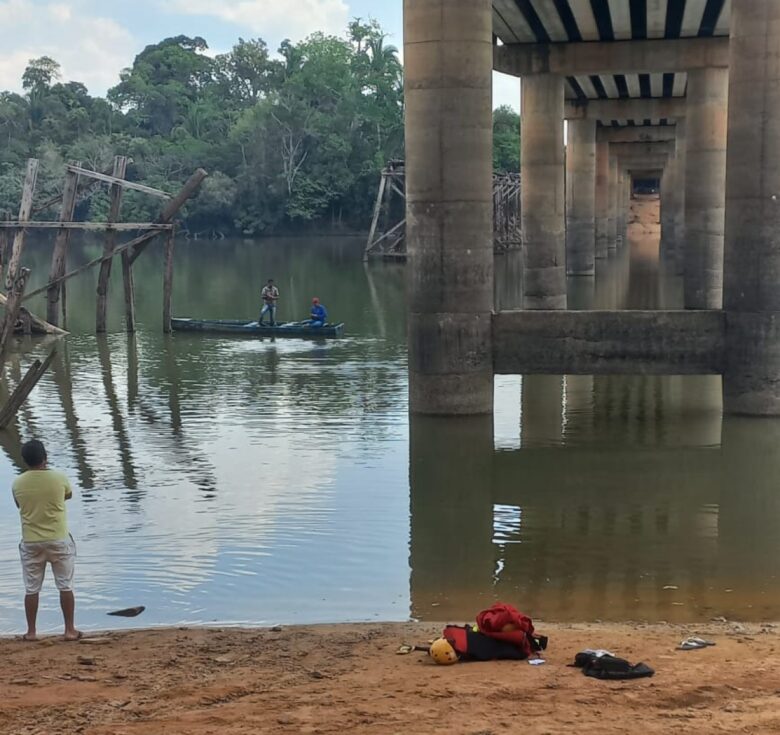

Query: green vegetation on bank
[0,22,520,236]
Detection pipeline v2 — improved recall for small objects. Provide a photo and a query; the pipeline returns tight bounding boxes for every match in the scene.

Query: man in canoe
[259,279,280,326]
[304,297,328,328]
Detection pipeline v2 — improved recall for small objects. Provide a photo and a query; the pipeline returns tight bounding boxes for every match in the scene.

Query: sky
[0,0,519,109]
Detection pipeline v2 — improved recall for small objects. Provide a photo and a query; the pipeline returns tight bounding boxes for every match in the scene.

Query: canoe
[171,318,345,338]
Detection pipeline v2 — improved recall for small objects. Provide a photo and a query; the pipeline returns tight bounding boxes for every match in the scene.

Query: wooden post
[20,310,31,336]
[364,170,387,261]
[162,228,175,333]
[128,168,208,265]
[96,156,127,333]
[0,163,54,375]
[0,349,56,429]
[47,163,80,326]
[0,268,31,368]
[5,160,38,290]
[61,280,67,330]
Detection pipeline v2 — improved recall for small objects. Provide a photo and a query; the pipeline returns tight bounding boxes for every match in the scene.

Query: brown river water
[0,227,777,634]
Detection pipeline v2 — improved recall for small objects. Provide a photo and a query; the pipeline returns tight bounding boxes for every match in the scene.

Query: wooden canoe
[171,318,345,338]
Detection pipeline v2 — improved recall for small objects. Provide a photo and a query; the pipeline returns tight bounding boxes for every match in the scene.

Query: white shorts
[19,535,76,594]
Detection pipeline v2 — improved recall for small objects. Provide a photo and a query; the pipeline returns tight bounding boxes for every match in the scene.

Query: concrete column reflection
[718,417,780,614]
[409,415,495,620]
[521,375,564,447]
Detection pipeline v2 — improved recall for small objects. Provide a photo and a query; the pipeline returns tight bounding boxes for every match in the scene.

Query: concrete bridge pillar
[661,140,684,263]
[608,154,618,254]
[403,0,494,415]
[660,166,672,253]
[595,141,610,259]
[619,170,629,244]
[684,68,728,309]
[724,0,780,415]
[674,120,687,275]
[615,168,624,245]
[522,74,566,308]
[566,119,597,276]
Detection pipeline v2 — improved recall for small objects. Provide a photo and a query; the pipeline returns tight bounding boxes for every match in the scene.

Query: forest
[0,22,520,236]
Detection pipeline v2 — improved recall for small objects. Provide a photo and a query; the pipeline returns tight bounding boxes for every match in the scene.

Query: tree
[0,92,28,147]
[493,105,520,173]
[22,57,61,92]
[109,36,214,136]
[214,38,277,107]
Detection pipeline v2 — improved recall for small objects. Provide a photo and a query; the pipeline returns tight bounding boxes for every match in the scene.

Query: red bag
[476,603,546,658]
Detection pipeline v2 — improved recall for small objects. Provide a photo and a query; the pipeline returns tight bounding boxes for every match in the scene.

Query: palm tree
[366,37,401,78]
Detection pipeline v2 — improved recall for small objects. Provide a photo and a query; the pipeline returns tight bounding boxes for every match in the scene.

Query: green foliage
[0,23,509,235]
[493,105,520,173]
[108,36,214,136]
[22,57,61,92]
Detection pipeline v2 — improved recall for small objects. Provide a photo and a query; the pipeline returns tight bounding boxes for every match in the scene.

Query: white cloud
[493,71,519,112]
[169,0,349,41]
[0,1,136,95]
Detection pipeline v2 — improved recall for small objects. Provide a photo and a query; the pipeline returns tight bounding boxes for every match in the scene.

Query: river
[0,229,777,634]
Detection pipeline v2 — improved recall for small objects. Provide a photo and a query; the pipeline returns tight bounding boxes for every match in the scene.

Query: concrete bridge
[405,0,779,417]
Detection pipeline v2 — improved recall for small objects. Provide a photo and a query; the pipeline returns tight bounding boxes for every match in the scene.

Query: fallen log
[0,293,68,335]
[0,348,56,429]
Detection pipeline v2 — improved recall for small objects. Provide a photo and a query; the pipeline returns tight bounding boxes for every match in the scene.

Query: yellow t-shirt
[12,470,72,543]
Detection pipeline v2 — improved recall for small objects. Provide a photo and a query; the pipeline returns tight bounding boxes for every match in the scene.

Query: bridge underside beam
[494,37,728,77]
[493,38,729,77]
[619,157,669,171]
[493,311,725,375]
[598,126,676,144]
[610,141,675,157]
[566,98,686,121]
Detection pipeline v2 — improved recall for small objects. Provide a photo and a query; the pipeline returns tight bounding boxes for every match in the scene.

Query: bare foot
[21,633,37,642]
[64,630,83,642]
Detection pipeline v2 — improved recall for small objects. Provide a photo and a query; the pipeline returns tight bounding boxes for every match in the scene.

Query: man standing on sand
[259,278,280,326]
[12,440,80,641]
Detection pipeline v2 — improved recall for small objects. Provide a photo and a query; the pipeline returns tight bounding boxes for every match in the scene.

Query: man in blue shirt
[306,297,328,328]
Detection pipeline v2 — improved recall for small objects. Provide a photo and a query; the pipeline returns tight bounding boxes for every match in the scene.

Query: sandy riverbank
[2,620,779,734]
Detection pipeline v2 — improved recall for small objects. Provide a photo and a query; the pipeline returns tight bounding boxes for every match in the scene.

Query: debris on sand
[107,606,146,618]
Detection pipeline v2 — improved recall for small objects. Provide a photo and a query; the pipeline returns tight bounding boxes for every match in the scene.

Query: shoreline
[3,619,779,734]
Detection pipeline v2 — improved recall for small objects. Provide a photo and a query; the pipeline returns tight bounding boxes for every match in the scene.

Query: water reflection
[50,346,95,489]
[97,336,138,493]
[410,412,780,623]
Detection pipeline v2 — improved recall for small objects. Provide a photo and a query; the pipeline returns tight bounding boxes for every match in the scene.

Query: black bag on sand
[574,652,655,680]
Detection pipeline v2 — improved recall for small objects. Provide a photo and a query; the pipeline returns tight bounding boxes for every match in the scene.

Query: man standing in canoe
[12,439,81,641]
[306,297,328,328]
[259,279,280,326]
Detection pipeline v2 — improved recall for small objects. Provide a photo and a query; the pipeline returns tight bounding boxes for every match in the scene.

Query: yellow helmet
[429,638,459,665]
